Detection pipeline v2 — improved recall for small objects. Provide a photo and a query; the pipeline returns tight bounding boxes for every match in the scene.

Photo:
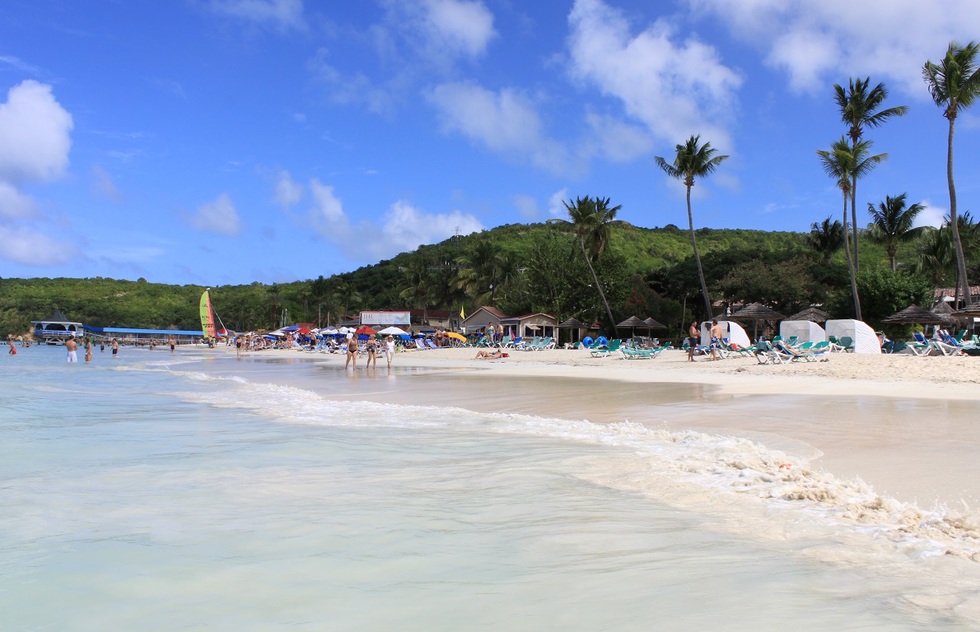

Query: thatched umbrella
[643,316,667,330]
[786,306,829,323]
[616,315,647,339]
[882,305,952,326]
[729,302,785,340]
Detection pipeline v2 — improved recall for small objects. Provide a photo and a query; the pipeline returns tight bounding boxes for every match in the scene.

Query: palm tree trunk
[948,118,972,306]
[579,239,616,331]
[687,188,713,317]
[850,173,859,274]
[842,199,862,320]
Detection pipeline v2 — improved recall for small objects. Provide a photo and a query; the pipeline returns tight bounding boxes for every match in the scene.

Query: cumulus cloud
[0,80,74,266]
[428,82,571,174]
[0,224,78,265]
[689,0,980,95]
[299,177,483,260]
[915,200,947,229]
[189,193,241,235]
[548,188,569,217]
[512,194,538,219]
[209,0,305,32]
[275,169,303,208]
[418,0,496,59]
[565,0,742,150]
[0,80,73,184]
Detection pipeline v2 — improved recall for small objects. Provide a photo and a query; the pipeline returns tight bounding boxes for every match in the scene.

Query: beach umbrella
[642,317,667,330]
[729,302,785,340]
[882,305,952,326]
[786,306,829,323]
[616,315,646,339]
[445,331,466,343]
[379,326,409,336]
[557,317,584,344]
[355,325,377,336]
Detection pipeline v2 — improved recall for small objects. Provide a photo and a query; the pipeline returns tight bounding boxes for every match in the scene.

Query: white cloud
[690,0,980,95]
[0,80,73,184]
[548,188,569,217]
[419,0,496,59]
[428,82,571,174]
[915,200,947,229]
[0,182,35,219]
[275,170,303,208]
[209,0,305,32]
[566,0,741,150]
[189,193,241,235]
[301,177,482,260]
[0,224,78,265]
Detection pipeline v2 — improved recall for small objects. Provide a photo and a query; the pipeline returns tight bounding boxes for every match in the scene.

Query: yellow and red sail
[200,289,216,339]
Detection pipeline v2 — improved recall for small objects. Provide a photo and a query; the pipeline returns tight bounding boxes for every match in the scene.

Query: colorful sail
[200,289,216,339]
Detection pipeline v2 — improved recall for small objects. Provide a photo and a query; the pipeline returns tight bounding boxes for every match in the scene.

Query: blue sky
[2,0,980,285]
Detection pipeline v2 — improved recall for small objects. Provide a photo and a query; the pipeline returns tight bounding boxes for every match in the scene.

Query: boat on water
[31,309,84,345]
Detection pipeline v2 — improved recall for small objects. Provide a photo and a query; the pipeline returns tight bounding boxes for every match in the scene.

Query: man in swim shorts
[66,336,78,363]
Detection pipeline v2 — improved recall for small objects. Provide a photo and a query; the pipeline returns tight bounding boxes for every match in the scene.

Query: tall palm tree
[807,217,845,262]
[551,196,623,329]
[914,226,957,287]
[923,41,980,307]
[817,137,886,320]
[834,78,908,271]
[866,193,924,271]
[454,238,505,305]
[654,135,728,317]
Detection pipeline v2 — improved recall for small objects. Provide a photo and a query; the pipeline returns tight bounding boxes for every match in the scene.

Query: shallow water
[3,345,980,630]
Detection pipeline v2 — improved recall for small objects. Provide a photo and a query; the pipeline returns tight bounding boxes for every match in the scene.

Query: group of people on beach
[687,320,725,362]
[345,334,396,370]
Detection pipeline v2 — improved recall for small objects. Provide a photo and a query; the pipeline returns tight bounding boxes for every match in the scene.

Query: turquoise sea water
[3,345,980,631]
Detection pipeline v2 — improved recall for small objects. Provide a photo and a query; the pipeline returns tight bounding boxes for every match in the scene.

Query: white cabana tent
[825,319,881,354]
[779,320,827,344]
[700,320,751,347]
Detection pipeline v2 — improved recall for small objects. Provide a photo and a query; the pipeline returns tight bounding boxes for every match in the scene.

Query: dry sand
[240,345,980,509]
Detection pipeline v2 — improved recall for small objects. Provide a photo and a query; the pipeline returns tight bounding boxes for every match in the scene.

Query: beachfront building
[460,306,507,336]
[31,309,84,344]
[499,312,558,340]
[83,326,207,346]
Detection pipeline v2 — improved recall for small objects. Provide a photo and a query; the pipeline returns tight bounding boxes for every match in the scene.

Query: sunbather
[474,349,506,360]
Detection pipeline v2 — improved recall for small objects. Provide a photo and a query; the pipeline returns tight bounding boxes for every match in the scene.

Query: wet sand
[217,345,980,510]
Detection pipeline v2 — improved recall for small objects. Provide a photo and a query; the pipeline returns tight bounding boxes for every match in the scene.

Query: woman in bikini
[345,336,358,370]
[365,337,378,369]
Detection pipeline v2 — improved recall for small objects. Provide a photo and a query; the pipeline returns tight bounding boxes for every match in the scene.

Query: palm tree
[923,41,980,307]
[454,238,505,305]
[309,275,330,328]
[914,226,957,287]
[866,193,924,271]
[817,137,886,320]
[834,78,908,271]
[551,196,622,329]
[654,135,728,317]
[807,217,845,262]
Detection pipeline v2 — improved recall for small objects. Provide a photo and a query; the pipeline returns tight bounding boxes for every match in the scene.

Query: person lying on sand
[474,349,507,360]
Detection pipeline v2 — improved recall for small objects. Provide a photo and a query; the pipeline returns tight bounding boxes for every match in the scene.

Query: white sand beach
[240,345,980,511]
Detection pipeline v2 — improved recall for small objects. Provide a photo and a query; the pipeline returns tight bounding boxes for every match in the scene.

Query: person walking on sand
[66,336,78,363]
[709,320,723,361]
[84,338,93,363]
[345,337,358,370]
[384,335,395,369]
[687,321,699,362]
[365,336,378,369]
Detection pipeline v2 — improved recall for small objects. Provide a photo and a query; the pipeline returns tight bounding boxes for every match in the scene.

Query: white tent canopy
[779,320,827,344]
[825,319,881,354]
[700,320,751,347]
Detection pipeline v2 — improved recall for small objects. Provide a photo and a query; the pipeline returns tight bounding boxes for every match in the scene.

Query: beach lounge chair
[754,340,783,364]
[590,339,622,358]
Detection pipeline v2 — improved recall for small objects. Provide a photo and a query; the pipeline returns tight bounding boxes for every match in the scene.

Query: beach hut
[729,302,785,340]
[700,320,750,348]
[825,319,881,354]
[779,320,827,343]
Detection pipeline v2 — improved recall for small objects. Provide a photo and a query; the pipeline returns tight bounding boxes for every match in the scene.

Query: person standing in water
[84,338,93,363]
[65,336,78,363]
[7,334,16,355]
[345,336,358,370]
[111,338,119,358]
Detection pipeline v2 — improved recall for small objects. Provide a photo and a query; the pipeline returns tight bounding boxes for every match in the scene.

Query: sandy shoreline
[226,344,980,509]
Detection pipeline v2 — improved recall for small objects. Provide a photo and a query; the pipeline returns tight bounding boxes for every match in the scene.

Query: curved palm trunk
[948,117,972,307]
[579,239,616,331]
[686,187,713,317]
[850,173,859,274]
[842,198,862,320]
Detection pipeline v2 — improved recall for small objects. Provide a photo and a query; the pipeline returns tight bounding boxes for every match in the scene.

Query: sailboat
[200,289,216,340]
